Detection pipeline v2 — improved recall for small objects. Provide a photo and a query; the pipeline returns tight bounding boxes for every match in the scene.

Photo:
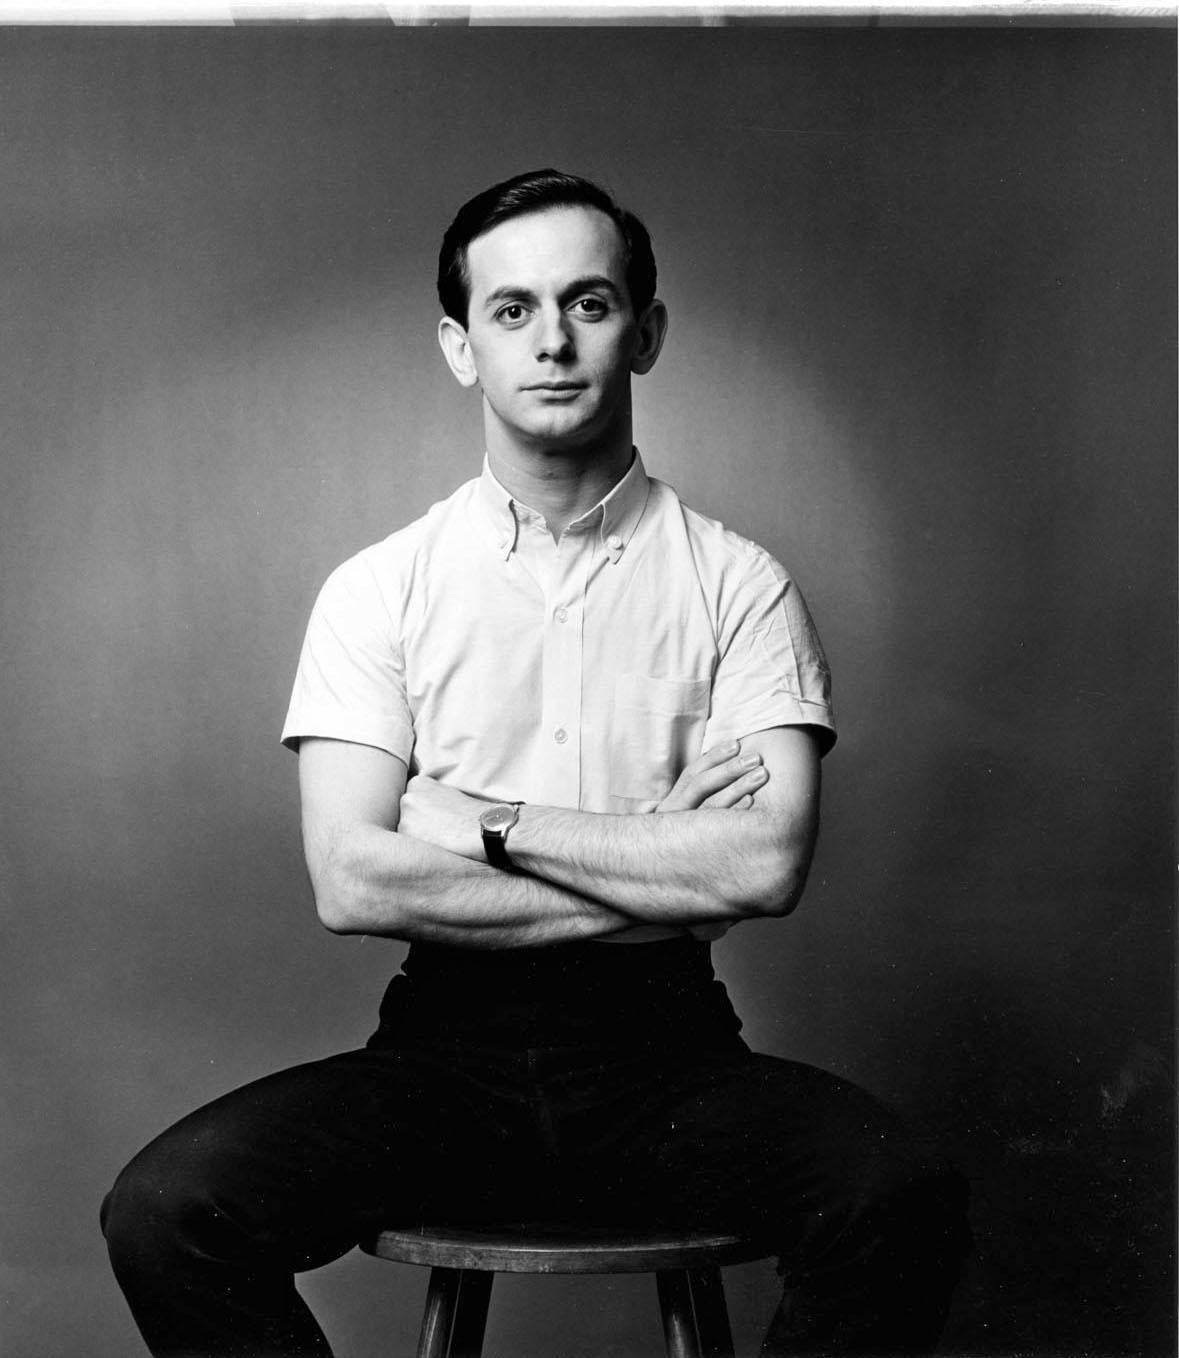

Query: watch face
[481,804,516,834]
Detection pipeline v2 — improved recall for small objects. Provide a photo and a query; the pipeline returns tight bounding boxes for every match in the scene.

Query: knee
[913,1158,972,1264]
[101,1138,219,1278]
[896,1140,969,1226]
[859,1144,973,1272]
[101,1147,172,1268]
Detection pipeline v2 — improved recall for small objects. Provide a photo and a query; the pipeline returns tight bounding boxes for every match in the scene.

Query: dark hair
[437,168,657,326]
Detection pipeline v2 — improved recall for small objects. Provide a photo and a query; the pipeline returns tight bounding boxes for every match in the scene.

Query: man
[103,169,969,1356]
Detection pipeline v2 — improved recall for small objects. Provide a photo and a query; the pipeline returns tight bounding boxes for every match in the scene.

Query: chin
[522,415,598,447]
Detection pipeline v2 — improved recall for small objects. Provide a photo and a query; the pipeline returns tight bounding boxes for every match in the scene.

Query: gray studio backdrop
[2,23,1174,1358]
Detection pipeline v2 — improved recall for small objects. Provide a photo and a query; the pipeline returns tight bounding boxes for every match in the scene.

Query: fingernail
[740,753,762,768]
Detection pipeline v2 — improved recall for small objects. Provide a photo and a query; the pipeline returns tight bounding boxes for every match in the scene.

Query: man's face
[447,205,648,453]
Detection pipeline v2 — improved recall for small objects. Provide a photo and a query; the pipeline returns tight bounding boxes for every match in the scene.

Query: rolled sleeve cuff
[280,707,415,764]
[704,697,837,757]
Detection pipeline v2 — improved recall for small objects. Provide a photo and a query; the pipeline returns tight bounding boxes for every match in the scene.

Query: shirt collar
[473,450,650,564]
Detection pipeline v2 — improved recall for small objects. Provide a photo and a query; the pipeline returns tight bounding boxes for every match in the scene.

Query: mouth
[524,382,587,393]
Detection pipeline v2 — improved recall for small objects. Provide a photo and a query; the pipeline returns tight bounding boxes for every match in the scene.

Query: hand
[397,775,489,861]
[656,741,769,813]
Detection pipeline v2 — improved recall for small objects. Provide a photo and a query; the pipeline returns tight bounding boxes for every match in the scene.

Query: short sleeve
[701,549,836,755]
[280,552,414,763]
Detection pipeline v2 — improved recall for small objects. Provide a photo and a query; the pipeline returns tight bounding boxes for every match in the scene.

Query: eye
[571,296,608,319]
[494,302,530,326]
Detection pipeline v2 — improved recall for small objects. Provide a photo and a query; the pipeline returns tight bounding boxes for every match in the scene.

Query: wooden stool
[362,1223,773,1358]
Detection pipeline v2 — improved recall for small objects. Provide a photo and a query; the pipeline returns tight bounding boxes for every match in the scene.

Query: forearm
[393,729,821,927]
[508,804,811,923]
[310,821,633,948]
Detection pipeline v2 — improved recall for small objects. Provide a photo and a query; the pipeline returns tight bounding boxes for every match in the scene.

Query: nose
[534,306,574,363]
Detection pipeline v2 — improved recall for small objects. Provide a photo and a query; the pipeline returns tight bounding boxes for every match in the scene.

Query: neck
[485,423,635,540]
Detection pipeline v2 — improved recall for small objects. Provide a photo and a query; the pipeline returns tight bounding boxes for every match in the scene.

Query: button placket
[539,537,587,807]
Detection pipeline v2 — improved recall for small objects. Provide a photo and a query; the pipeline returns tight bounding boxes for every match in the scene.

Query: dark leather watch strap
[480,802,521,871]
[481,828,515,871]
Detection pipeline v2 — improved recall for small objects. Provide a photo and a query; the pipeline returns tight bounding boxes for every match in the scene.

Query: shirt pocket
[609,672,711,804]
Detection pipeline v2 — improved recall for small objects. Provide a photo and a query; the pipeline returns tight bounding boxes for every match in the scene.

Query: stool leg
[657,1269,702,1358]
[688,1267,734,1358]
[417,1266,461,1358]
[449,1269,494,1358]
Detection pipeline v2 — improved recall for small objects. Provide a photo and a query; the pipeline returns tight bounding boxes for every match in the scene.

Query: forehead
[465,206,627,300]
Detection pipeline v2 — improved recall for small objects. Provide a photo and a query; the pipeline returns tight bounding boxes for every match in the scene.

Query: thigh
[108,1043,532,1271]
[612,1049,944,1237]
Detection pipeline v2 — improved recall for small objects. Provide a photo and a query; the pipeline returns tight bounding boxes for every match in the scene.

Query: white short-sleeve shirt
[283,451,835,815]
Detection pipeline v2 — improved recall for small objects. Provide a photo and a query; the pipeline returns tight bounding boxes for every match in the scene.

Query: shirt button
[607,533,623,550]
[554,727,568,745]
[555,606,568,624]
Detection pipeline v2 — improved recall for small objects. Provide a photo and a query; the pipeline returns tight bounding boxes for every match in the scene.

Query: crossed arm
[298,725,821,949]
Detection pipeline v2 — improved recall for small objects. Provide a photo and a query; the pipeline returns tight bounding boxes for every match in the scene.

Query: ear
[630,299,668,376]
[438,316,480,388]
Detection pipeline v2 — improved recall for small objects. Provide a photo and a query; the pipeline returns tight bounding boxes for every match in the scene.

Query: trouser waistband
[369,936,744,1049]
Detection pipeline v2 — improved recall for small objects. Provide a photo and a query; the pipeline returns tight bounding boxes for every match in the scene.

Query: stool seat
[361,1223,774,1358]
[364,1222,772,1273]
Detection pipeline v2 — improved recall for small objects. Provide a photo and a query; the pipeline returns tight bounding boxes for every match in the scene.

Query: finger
[657,742,741,811]
[687,750,763,801]
[700,764,769,808]
[661,749,765,812]
[698,748,761,789]
[684,741,742,777]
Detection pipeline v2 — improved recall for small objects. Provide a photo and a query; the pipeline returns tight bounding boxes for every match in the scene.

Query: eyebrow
[480,275,624,312]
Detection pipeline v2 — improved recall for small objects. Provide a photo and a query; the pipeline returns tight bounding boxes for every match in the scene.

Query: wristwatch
[479,801,522,870]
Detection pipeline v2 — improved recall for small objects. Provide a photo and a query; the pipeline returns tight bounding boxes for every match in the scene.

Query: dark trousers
[102,939,970,1357]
